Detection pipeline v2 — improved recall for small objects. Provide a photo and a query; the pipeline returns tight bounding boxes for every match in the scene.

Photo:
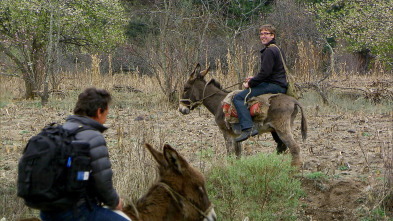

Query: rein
[180,81,243,109]
[158,182,213,219]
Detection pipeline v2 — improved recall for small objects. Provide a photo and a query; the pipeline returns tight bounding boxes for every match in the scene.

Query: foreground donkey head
[123,143,217,221]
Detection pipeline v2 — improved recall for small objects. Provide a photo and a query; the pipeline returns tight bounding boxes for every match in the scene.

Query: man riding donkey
[233,24,288,143]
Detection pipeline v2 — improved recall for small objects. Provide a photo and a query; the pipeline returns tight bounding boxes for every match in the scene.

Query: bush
[206,153,303,221]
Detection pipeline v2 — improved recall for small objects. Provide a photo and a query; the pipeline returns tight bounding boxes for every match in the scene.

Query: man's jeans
[40,203,129,221]
[233,82,286,130]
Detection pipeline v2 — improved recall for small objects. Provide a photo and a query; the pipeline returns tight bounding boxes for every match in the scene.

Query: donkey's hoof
[291,158,302,169]
[276,143,287,154]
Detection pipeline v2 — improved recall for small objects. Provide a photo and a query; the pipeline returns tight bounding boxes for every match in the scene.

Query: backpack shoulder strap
[268,44,295,83]
[268,44,289,74]
[65,124,95,136]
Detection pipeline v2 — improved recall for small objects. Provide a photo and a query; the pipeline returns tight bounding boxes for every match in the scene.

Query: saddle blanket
[221,90,279,124]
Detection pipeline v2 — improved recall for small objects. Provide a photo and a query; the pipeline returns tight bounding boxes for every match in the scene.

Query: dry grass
[0,66,229,219]
[1,48,392,220]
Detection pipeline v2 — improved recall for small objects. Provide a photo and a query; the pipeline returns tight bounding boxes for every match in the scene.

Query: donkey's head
[179,63,210,115]
[145,143,216,221]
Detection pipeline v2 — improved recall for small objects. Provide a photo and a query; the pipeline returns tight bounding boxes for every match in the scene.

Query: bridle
[126,182,214,220]
[158,182,214,220]
[179,80,242,110]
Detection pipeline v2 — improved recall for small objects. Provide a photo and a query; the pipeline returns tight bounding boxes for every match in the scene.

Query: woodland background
[1,0,392,103]
[1,0,393,220]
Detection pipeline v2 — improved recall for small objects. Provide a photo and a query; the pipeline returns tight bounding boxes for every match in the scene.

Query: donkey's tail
[295,101,307,141]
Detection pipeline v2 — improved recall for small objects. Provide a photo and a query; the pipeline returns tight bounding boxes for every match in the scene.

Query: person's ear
[96,108,102,118]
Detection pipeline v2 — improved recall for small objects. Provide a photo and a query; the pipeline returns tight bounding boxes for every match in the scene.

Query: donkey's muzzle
[178,103,190,115]
[204,207,217,221]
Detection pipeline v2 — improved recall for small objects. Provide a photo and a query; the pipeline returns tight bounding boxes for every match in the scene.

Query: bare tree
[199,0,268,87]
[131,0,212,102]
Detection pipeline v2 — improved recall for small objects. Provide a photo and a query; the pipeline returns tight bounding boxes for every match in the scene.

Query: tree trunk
[23,76,36,99]
[40,0,55,106]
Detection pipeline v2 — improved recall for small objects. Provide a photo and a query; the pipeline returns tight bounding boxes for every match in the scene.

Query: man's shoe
[235,127,259,142]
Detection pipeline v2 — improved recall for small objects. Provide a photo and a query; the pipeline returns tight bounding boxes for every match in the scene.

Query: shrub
[206,153,303,221]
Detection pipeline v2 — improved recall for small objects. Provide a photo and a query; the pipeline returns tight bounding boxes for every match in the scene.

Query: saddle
[221,91,279,132]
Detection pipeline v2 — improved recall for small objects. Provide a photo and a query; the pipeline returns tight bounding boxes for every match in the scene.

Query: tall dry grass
[0,54,228,220]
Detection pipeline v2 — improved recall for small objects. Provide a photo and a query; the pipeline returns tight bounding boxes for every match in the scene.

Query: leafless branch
[0,72,20,77]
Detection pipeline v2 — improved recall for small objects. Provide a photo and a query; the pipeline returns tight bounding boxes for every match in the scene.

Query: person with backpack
[38,87,129,220]
[233,24,288,143]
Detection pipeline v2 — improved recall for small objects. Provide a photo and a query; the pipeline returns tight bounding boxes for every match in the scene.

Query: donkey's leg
[271,131,287,154]
[222,130,242,157]
[234,140,242,157]
[275,129,301,168]
[222,130,233,155]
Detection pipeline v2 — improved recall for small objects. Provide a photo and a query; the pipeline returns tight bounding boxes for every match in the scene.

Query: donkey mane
[207,78,231,93]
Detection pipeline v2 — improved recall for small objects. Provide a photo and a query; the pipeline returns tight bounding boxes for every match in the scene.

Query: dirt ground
[297,110,392,221]
[1,92,392,220]
[180,103,393,220]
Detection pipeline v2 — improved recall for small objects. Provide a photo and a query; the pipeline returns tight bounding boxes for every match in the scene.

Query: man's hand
[243,76,252,88]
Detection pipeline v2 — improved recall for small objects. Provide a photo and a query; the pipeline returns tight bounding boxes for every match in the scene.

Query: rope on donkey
[180,81,243,108]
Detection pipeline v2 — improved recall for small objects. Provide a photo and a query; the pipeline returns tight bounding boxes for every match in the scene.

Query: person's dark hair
[74,87,112,117]
[260,24,276,36]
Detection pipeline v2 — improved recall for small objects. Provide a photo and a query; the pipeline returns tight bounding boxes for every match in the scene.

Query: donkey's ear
[145,143,168,168]
[189,63,201,80]
[200,65,210,78]
[163,144,186,174]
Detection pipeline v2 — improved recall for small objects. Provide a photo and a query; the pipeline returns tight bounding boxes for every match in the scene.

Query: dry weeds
[1,66,392,220]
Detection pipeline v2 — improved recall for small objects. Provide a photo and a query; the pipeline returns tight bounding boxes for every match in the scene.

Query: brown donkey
[179,64,307,167]
[123,143,217,221]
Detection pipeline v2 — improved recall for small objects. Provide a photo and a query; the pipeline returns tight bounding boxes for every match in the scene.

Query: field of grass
[1,64,392,220]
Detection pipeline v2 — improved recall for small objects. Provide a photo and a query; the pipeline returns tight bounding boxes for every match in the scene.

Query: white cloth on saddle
[103,206,132,221]
[222,90,242,105]
[113,210,131,221]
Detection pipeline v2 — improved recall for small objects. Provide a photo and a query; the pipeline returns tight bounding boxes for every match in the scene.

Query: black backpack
[17,123,92,211]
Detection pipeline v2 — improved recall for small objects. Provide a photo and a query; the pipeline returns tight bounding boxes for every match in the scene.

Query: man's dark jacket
[63,115,119,209]
[248,39,288,88]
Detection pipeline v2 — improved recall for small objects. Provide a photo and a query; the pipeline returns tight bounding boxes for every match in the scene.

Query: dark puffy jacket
[63,115,119,209]
[248,40,288,88]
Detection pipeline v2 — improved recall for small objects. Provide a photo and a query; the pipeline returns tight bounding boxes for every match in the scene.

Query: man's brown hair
[259,24,276,36]
[74,87,112,117]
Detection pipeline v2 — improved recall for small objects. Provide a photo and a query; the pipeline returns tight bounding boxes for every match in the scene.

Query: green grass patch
[0,100,10,108]
[206,154,303,221]
[46,98,76,112]
[301,90,393,115]
[112,91,164,110]
[303,171,329,180]
[197,146,214,159]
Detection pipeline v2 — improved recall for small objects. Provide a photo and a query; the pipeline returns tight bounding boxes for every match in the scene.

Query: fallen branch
[0,72,20,77]
[113,85,143,93]
[328,85,369,94]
